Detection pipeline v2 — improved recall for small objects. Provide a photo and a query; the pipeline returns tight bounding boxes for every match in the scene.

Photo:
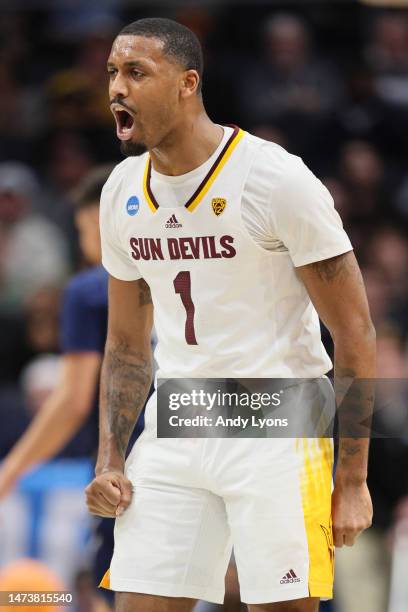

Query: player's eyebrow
[107,60,147,69]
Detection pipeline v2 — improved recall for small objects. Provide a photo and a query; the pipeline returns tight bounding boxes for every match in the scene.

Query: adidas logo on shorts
[165,214,182,228]
[280,569,301,584]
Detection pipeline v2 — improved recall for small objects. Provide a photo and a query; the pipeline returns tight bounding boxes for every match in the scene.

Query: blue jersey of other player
[61,265,145,455]
[61,265,108,356]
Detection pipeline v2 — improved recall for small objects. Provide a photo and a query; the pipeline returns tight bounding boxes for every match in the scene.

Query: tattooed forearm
[334,362,374,482]
[299,250,375,484]
[99,339,152,467]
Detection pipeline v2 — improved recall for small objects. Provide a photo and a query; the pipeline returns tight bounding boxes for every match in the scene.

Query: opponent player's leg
[91,517,115,607]
[247,597,319,612]
[115,592,196,612]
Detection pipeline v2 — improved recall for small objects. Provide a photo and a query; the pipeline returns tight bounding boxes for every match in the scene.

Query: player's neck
[149,113,223,177]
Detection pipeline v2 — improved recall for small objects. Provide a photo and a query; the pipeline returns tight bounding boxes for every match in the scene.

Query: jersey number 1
[173,271,198,345]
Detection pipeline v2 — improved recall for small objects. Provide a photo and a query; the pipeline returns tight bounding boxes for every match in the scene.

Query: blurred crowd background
[0,1,408,611]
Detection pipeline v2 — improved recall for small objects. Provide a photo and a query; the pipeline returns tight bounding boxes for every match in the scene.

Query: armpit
[138,279,152,306]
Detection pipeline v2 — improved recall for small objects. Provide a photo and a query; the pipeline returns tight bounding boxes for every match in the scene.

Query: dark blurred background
[0,1,408,611]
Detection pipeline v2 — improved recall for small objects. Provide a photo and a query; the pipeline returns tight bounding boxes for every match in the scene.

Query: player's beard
[120,140,148,157]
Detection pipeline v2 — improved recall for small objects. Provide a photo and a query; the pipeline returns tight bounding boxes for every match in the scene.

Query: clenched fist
[85,471,133,518]
[332,480,373,547]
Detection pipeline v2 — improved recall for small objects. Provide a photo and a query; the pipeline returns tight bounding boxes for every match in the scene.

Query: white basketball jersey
[100,128,353,378]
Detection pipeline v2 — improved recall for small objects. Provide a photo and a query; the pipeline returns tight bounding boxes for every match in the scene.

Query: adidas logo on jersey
[165,214,182,229]
[280,569,301,584]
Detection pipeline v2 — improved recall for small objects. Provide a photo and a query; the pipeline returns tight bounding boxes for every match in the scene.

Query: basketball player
[85,18,375,612]
[0,168,143,600]
[0,168,110,497]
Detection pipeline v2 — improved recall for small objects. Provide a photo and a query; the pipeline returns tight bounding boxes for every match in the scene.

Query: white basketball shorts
[100,393,334,605]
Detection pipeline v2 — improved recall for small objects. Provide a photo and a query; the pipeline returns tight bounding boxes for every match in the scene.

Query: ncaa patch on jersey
[212,198,226,216]
[126,196,140,216]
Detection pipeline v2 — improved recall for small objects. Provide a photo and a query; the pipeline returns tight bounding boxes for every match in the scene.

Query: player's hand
[85,470,133,518]
[331,480,373,547]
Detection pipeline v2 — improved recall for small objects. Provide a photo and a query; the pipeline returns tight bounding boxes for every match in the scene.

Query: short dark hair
[72,164,115,211]
[119,17,203,93]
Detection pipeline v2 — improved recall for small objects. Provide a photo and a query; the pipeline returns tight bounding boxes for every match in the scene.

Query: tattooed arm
[297,251,376,546]
[86,276,153,518]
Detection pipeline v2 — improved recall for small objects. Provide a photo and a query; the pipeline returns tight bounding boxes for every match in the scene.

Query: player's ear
[180,69,200,99]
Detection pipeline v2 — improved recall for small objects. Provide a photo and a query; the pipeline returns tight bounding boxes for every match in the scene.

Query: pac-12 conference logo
[126,196,140,216]
[212,197,226,216]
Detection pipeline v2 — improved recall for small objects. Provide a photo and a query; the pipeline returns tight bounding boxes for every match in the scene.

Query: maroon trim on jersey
[184,125,239,209]
[145,160,159,210]
[145,125,240,211]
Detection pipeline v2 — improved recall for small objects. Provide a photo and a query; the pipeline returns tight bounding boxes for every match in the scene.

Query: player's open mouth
[113,108,135,141]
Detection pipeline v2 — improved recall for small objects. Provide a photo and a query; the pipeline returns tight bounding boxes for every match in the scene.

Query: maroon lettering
[132,235,235,261]
[130,237,140,260]
[150,238,164,260]
[220,235,236,258]
[188,237,201,259]
[173,271,198,345]
[168,238,181,260]
[179,237,194,260]
[202,236,210,259]
[139,238,151,260]
[208,236,222,259]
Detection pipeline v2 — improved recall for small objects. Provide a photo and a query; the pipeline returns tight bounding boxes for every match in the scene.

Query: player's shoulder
[244,131,320,193]
[64,266,108,306]
[245,132,306,175]
[102,155,148,195]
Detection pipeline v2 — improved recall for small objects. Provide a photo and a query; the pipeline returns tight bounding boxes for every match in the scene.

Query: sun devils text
[130,235,236,261]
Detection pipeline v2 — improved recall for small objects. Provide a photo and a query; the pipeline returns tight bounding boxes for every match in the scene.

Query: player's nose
[109,72,129,100]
